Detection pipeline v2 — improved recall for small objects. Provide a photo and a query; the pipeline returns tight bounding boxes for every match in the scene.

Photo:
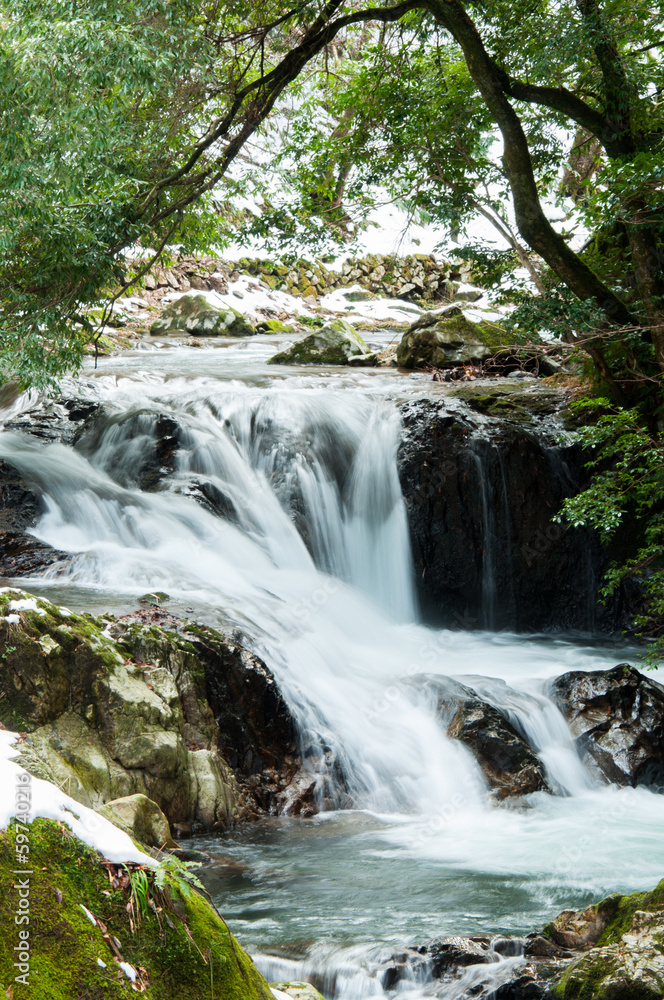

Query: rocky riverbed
[0,261,661,1000]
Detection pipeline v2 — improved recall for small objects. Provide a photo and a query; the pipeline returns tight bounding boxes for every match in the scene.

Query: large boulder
[0,591,313,830]
[150,293,255,336]
[396,308,498,369]
[397,392,635,632]
[550,665,664,788]
[425,676,548,798]
[0,592,239,830]
[268,319,366,365]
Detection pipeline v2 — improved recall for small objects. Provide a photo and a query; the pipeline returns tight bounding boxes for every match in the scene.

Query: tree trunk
[423,0,636,332]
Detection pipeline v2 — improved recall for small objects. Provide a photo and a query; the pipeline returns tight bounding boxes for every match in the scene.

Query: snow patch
[9,598,46,616]
[163,275,317,324]
[0,730,154,866]
[119,962,138,983]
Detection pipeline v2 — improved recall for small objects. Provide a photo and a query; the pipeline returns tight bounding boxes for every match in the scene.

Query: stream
[2,330,664,998]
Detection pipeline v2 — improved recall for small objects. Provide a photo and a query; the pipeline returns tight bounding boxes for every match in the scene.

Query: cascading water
[2,343,664,999]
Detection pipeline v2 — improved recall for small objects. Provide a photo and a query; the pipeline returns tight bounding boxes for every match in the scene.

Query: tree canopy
[2,0,663,390]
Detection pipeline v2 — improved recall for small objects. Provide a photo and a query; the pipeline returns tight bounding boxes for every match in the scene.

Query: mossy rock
[0,818,272,1000]
[0,590,238,829]
[344,289,377,302]
[448,383,567,419]
[396,309,504,369]
[256,319,297,334]
[551,880,664,999]
[267,319,366,365]
[150,294,255,337]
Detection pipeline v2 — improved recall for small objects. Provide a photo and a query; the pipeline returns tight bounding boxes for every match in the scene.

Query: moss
[447,383,565,419]
[0,819,272,1000]
[596,881,664,947]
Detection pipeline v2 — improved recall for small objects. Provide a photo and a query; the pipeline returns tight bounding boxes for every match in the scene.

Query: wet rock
[0,531,67,577]
[550,666,664,789]
[0,459,45,530]
[396,311,497,369]
[268,319,367,365]
[150,293,255,336]
[428,935,493,974]
[4,397,101,446]
[188,626,310,813]
[75,410,181,491]
[490,975,546,999]
[424,676,548,799]
[397,394,631,632]
[0,460,68,577]
[96,793,178,850]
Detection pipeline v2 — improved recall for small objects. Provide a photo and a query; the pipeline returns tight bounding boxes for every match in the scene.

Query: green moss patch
[0,819,272,1000]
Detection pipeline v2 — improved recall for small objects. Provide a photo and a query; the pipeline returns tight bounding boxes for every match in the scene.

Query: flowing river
[2,330,664,998]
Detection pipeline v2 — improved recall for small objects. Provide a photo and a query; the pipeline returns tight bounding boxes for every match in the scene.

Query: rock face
[0,590,312,832]
[426,676,548,798]
[397,389,632,632]
[188,626,309,814]
[0,592,235,831]
[150,293,255,336]
[268,319,366,365]
[0,459,67,575]
[0,817,273,1000]
[396,310,497,369]
[550,665,664,789]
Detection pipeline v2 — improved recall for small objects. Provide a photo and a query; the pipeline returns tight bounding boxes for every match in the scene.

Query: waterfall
[5,364,664,1000]
[0,377,642,817]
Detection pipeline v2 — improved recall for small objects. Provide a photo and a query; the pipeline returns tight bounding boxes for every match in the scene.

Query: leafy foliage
[558,400,664,666]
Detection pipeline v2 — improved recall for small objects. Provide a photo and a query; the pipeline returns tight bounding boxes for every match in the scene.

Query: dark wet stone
[424,676,548,799]
[550,665,664,790]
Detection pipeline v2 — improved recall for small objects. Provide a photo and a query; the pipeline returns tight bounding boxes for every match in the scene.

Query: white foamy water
[1,342,663,998]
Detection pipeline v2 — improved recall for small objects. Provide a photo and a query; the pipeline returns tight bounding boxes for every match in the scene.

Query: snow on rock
[0,730,154,866]
[320,286,422,324]
[9,598,46,616]
[162,275,316,325]
[119,962,138,983]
